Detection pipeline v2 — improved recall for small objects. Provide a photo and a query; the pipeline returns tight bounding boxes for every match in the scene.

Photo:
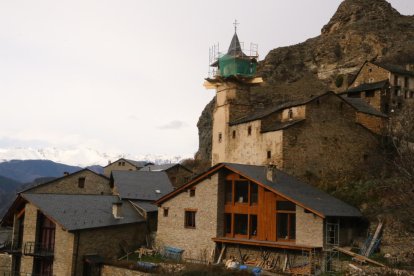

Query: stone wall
[74,223,147,274]
[28,170,111,195]
[352,62,389,87]
[282,93,383,182]
[296,206,324,247]
[104,160,139,177]
[356,112,386,134]
[20,203,37,274]
[101,265,150,276]
[156,174,221,260]
[53,226,74,276]
[227,121,283,167]
[166,166,194,188]
[0,253,11,273]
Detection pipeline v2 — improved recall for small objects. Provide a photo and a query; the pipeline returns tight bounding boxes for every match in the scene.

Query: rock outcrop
[196,0,414,162]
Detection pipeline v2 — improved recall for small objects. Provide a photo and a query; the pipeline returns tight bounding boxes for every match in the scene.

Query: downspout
[73,231,80,276]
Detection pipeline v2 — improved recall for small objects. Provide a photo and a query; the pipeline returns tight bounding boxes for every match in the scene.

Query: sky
[0,0,413,158]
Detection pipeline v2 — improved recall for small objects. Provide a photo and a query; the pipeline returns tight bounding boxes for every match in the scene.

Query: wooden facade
[222,173,297,244]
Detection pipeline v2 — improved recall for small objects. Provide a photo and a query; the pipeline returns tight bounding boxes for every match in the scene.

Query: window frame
[184,209,197,229]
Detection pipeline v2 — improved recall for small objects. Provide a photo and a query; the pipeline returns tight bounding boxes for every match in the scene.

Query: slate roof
[341,96,387,117]
[124,159,153,168]
[111,171,173,201]
[156,163,362,218]
[130,200,158,213]
[347,80,389,93]
[140,163,178,172]
[21,194,145,231]
[223,163,361,217]
[373,62,414,77]
[261,119,305,133]
[227,32,247,58]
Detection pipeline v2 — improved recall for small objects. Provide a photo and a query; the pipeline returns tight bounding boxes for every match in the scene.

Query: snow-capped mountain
[0,147,191,167]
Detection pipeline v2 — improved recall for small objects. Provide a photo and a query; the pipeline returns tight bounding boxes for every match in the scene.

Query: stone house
[155,163,362,273]
[346,61,414,113]
[103,158,153,177]
[0,168,172,276]
[1,193,146,276]
[139,163,194,188]
[205,32,388,182]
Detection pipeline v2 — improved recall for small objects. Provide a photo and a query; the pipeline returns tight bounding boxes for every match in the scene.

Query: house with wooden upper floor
[155,163,362,274]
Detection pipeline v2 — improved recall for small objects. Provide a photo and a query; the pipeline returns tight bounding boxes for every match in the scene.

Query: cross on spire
[233,19,239,33]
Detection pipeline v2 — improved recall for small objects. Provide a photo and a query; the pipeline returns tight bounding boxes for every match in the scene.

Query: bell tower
[204,22,263,165]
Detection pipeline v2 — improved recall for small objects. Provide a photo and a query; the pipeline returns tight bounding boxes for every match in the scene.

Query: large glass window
[235,181,248,203]
[250,215,257,237]
[184,211,196,228]
[276,213,295,240]
[250,183,258,205]
[225,213,232,234]
[225,180,233,203]
[276,201,295,211]
[234,214,248,235]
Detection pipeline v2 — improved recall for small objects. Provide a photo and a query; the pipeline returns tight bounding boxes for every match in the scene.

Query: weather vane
[233,19,239,33]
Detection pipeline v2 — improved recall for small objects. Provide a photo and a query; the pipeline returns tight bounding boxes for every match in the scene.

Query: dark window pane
[225,181,233,203]
[289,214,296,240]
[250,183,258,205]
[225,213,232,234]
[234,214,248,235]
[250,215,257,236]
[276,201,295,211]
[235,181,248,203]
[185,211,196,228]
[277,213,288,239]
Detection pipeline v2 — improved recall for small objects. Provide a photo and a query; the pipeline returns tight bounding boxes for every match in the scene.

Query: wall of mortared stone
[295,206,324,247]
[104,160,138,177]
[53,226,74,276]
[166,166,194,188]
[156,174,221,261]
[0,253,11,274]
[352,62,389,87]
[27,170,111,195]
[73,223,147,275]
[19,203,37,274]
[227,121,283,168]
[356,112,386,134]
[282,93,383,183]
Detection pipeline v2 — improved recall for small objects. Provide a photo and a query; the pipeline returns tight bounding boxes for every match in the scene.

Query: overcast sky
[0,0,412,158]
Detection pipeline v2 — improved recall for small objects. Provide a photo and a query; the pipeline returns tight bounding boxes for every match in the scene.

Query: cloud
[158,120,188,130]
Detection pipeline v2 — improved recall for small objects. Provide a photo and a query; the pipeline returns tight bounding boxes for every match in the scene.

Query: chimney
[63,172,69,176]
[406,64,414,72]
[266,164,277,182]
[108,160,111,165]
[112,201,123,219]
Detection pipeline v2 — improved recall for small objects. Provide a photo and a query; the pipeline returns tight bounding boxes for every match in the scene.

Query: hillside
[0,175,22,217]
[196,0,414,161]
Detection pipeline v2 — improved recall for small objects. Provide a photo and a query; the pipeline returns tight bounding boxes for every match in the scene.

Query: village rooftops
[346,80,389,94]
[139,163,192,173]
[341,96,388,117]
[372,62,414,77]
[230,91,387,126]
[104,158,153,169]
[4,194,144,231]
[111,170,173,201]
[156,163,362,218]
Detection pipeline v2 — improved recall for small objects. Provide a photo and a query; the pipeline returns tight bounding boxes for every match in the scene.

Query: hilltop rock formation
[196,0,414,162]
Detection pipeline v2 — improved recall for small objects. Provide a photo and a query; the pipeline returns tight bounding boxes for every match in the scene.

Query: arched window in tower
[218,133,222,143]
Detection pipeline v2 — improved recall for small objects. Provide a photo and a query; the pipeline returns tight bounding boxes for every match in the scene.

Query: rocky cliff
[196,0,414,162]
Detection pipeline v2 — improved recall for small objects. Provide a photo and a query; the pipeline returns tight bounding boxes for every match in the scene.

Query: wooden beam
[333,246,385,267]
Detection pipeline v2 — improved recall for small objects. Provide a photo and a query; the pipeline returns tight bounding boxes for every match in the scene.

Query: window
[225,213,232,234]
[247,126,252,136]
[78,177,85,188]
[267,151,271,159]
[184,210,196,228]
[218,133,222,143]
[288,108,293,120]
[250,215,257,236]
[250,183,258,205]
[235,181,248,203]
[232,130,236,139]
[163,208,169,217]
[189,188,195,197]
[121,161,125,166]
[234,214,248,235]
[277,213,296,240]
[225,180,233,203]
[118,161,122,165]
[277,201,296,211]
[365,91,375,97]
[368,68,372,72]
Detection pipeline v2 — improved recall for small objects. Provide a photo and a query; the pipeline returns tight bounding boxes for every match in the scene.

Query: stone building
[103,158,153,177]
[346,61,414,113]
[204,32,388,182]
[0,168,173,276]
[155,163,362,274]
